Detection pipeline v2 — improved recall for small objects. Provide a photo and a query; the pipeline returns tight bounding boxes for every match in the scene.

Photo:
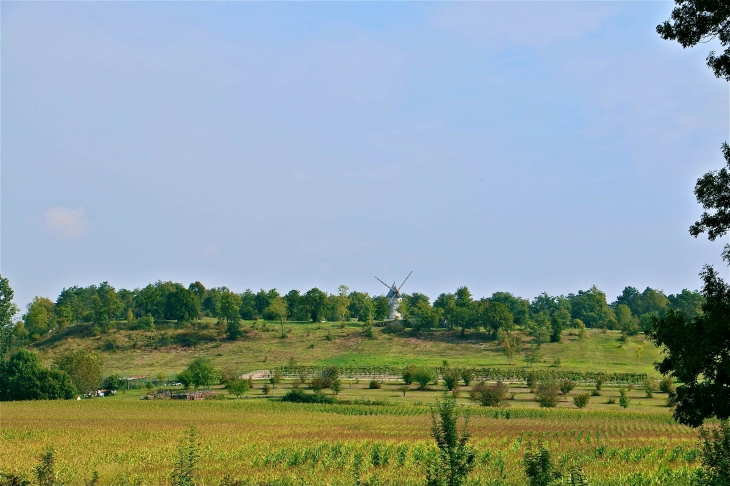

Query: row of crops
[272,365,648,384]
[0,399,700,485]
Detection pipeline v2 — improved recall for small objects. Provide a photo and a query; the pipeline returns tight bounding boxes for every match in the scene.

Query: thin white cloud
[43,207,90,239]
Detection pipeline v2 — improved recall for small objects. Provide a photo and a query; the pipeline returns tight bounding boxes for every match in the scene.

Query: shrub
[573,393,590,409]
[0,349,76,401]
[414,368,436,390]
[269,370,282,388]
[281,389,336,404]
[696,420,730,486]
[606,397,616,404]
[402,365,417,385]
[425,392,475,486]
[35,448,56,486]
[659,376,675,394]
[226,379,249,398]
[619,389,630,408]
[559,379,575,397]
[535,381,560,408]
[595,377,604,391]
[526,372,537,393]
[460,369,475,386]
[399,385,410,397]
[442,368,461,391]
[643,378,658,398]
[470,381,509,407]
[666,390,678,408]
[171,426,198,486]
[262,384,270,395]
[369,380,382,389]
[523,443,560,486]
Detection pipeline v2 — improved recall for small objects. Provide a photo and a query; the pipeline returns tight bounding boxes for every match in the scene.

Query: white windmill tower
[374,271,413,320]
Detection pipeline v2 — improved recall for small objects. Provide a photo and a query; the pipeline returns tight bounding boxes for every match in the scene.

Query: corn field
[0,398,704,485]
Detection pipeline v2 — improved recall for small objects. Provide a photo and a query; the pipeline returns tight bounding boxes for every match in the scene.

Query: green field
[32,321,663,378]
[0,393,700,485]
[1,322,705,485]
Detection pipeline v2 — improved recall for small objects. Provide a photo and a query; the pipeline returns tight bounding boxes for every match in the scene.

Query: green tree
[425,392,475,486]
[0,349,76,401]
[648,266,730,426]
[165,285,200,323]
[433,293,457,328]
[23,297,55,341]
[372,295,391,321]
[0,275,19,357]
[691,143,730,264]
[569,285,612,328]
[491,291,531,326]
[102,374,125,393]
[303,288,328,322]
[284,289,309,321]
[668,289,705,319]
[483,302,514,336]
[334,285,350,324]
[615,304,639,335]
[264,296,288,337]
[185,357,220,390]
[218,290,242,324]
[226,378,250,398]
[657,0,730,81]
[54,349,103,394]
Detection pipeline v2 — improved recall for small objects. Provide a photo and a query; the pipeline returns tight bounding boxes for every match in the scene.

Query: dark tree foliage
[0,349,76,401]
[657,0,730,80]
[648,266,730,427]
[690,142,730,263]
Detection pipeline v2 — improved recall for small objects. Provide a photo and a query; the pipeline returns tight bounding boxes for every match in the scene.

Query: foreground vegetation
[0,397,703,485]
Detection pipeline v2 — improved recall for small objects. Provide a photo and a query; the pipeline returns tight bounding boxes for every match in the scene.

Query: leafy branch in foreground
[425,392,475,486]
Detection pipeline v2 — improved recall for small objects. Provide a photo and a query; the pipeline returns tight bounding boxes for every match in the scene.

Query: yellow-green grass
[0,397,700,485]
[32,323,663,380]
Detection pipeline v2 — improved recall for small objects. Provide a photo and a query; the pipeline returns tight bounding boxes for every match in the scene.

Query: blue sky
[2,1,728,309]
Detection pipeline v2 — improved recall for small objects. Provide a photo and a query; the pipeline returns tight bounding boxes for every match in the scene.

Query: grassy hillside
[31,320,664,378]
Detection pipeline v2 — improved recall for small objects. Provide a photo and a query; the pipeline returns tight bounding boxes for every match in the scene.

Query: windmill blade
[374,276,392,290]
[397,271,413,292]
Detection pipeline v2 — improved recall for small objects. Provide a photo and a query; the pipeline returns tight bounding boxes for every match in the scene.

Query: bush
[526,372,537,393]
[659,376,675,394]
[460,369,475,386]
[696,420,730,486]
[0,349,77,401]
[369,380,382,389]
[524,444,560,486]
[414,367,436,390]
[281,389,336,404]
[595,377,604,391]
[226,379,249,398]
[171,426,198,486]
[619,389,631,408]
[262,384,270,395]
[470,381,509,407]
[573,393,590,409]
[559,379,575,397]
[402,365,417,385]
[535,381,560,408]
[643,378,658,398]
[442,368,461,391]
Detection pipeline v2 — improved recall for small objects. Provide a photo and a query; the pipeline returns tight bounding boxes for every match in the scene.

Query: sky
[2,1,728,310]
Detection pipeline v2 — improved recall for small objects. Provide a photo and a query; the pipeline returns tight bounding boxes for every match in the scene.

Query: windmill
[374,271,413,320]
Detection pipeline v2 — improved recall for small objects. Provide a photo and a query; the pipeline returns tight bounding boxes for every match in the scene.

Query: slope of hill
[31,320,664,378]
